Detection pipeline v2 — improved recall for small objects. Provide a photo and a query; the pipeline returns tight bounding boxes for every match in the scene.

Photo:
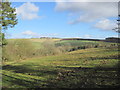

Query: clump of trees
[2,39,35,62]
[33,39,63,57]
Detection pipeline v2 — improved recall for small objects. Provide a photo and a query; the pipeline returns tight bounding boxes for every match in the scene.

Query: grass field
[2,43,120,88]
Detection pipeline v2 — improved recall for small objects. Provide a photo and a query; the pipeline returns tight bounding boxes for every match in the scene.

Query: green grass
[2,47,120,88]
[55,40,104,46]
[55,40,118,52]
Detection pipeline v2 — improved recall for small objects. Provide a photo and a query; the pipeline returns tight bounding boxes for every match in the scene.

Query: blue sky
[6,2,118,39]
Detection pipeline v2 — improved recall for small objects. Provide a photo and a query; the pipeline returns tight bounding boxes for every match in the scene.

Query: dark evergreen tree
[0,0,18,45]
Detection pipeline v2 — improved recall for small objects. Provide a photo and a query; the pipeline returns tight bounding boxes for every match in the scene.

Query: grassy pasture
[2,47,120,88]
[2,38,118,64]
[55,40,116,47]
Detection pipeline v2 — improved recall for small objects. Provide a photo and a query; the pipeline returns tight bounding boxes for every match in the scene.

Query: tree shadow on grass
[3,73,43,88]
[2,62,120,88]
[2,64,59,88]
[3,64,58,76]
[2,56,120,88]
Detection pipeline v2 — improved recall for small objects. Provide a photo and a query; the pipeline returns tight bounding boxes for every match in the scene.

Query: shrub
[2,39,35,62]
[1,33,8,45]
[33,39,63,57]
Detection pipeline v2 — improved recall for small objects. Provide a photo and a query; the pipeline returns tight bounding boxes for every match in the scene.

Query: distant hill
[61,37,119,43]
[61,38,103,41]
[105,37,120,43]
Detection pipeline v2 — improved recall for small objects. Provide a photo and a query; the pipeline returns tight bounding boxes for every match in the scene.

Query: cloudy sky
[6,1,119,39]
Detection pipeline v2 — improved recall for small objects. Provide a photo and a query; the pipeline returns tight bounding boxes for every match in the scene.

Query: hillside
[2,46,120,88]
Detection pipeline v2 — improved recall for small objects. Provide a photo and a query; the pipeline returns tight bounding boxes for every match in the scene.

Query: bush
[2,39,35,62]
[0,33,8,45]
[32,40,63,57]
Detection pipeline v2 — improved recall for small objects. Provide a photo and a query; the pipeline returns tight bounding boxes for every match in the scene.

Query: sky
[5,1,119,39]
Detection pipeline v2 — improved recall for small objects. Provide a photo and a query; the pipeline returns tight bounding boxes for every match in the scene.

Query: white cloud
[111,35,119,37]
[83,34,92,38]
[54,0,119,2]
[45,33,59,36]
[9,0,120,2]
[22,30,39,37]
[94,19,117,30]
[55,2,117,23]
[21,31,59,38]
[16,2,40,20]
